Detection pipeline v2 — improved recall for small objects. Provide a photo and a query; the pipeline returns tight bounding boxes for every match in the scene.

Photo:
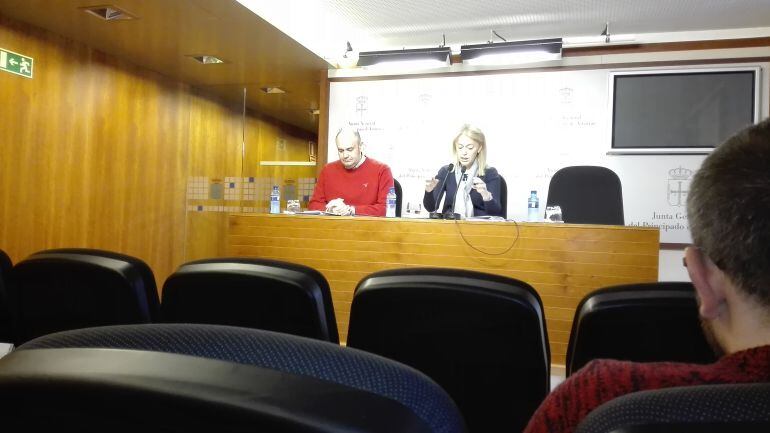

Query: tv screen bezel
[608,66,761,155]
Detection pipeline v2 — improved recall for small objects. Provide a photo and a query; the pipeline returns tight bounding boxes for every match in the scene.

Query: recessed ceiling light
[261,87,286,94]
[188,55,226,65]
[80,5,137,21]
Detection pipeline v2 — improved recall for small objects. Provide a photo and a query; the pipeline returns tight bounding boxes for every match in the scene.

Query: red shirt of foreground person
[308,127,393,217]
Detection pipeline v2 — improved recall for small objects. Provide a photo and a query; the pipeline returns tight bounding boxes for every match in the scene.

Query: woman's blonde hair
[452,124,487,176]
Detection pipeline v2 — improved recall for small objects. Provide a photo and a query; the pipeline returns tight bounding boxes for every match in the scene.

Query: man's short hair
[335,127,362,145]
[687,118,770,304]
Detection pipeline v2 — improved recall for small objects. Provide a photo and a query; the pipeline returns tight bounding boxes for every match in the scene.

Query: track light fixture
[461,38,563,66]
[357,46,451,69]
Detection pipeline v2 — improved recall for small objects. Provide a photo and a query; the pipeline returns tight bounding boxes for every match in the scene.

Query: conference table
[227,214,660,365]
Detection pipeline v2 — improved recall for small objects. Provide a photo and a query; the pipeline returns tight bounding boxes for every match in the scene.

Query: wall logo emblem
[356,96,368,120]
[667,166,693,207]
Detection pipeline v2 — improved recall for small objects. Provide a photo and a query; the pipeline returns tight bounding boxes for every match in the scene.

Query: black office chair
[0,249,13,342]
[498,174,508,217]
[394,178,403,217]
[575,383,770,433]
[8,248,159,344]
[347,268,549,433]
[546,166,624,225]
[566,282,715,376]
[161,258,339,343]
[1,324,467,433]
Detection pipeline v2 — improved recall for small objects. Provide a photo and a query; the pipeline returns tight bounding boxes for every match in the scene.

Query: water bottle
[527,190,539,222]
[269,185,280,214]
[386,187,397,218]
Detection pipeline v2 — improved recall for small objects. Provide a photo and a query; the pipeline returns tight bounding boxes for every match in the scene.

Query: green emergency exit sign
[0,48,33,78]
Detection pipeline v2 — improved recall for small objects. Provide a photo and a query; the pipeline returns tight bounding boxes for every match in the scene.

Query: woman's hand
[472,177,493,201]
[425,178,439,192]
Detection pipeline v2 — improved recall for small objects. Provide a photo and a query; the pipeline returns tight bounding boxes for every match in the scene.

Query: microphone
[428,163,454,219]
[445,166,465,220]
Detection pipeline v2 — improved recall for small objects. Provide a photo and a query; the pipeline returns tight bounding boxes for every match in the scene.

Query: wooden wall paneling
[227,214,659,364]
[242,111,318,211]
[317,69,330,177]
[183,88,244,262]
[0,13,321,295]
[0,15,188,288]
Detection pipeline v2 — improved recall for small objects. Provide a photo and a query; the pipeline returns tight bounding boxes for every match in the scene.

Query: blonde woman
[423,125,503,218]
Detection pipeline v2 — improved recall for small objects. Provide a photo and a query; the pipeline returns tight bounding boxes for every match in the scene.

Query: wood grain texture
[227,214,660,364]
[184,96,318,262]
[183,89,243,262]
[317,69,330,177]
[0,15,188,289]
[0,15,318,293]
[0,0,329,132]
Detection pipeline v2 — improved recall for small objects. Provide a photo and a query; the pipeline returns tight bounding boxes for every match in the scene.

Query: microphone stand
[429,163,454,219]
[444,166,465,220]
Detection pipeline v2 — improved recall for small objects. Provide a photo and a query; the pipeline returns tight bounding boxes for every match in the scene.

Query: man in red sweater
[309,127,394,217]
[524,118,770,433]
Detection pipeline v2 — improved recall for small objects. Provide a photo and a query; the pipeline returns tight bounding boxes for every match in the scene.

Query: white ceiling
[239,0,770,62]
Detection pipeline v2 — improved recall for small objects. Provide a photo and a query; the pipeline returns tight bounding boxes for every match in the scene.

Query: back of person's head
[687,118,770,304]
[452,124,487,175]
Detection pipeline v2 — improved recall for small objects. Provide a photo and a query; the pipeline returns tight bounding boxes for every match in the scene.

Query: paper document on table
[465,216,506,221]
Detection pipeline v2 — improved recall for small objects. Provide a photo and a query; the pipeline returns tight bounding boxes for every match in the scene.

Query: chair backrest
[498,174,508,217]
[8,248,159,344]
[161,258,339,343]
[5,324,467,433]
[0,249,12,342]
[347,268,549,433]
[575,383,770,433]
[566,282,715,376]
[394,178,403,217]
[547,166,624,225]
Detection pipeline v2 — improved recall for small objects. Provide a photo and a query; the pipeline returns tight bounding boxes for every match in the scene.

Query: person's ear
[685,246,724,319]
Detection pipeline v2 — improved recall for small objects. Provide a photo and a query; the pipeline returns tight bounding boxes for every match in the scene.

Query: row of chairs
[4,324,765,433]
[393,165,625,225]
[0,247,714,432]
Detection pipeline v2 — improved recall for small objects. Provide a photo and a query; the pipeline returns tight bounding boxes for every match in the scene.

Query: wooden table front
[228,214,660,365]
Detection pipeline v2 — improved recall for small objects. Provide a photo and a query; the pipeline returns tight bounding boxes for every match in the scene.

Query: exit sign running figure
[0,48,33,79]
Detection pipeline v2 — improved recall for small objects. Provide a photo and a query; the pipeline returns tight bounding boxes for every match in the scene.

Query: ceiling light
[188,55,226,64]
[461,38,562,66]
[80,5,136,21]
[337,41,359,68]
[357,47,451,70]
[563,34,636,48]
[261,87,286,94]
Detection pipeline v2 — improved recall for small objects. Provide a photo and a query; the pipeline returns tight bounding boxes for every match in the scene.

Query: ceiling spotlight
[601,22,610,43]
[338,41,359,68]
[188,55,226,64]
[461,38,562,66]
[261,87,286,94]
[80,5,136,21]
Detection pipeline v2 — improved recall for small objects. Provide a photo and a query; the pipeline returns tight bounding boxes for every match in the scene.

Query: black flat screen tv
[611,69,758,151]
